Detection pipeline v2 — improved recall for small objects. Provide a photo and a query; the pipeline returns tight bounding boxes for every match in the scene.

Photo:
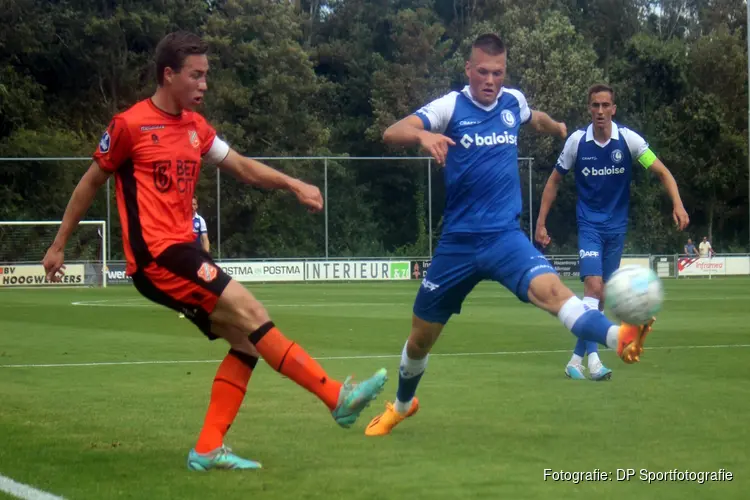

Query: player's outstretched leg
[528,275,655,363]
[365,316,440,436]
[211,281,387,429]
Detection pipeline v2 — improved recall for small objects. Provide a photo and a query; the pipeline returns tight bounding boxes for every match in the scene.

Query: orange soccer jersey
[93,99,217,274]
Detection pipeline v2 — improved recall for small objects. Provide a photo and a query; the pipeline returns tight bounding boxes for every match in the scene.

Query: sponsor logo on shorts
[421,278,440,292]
[579,249,600,258]
[197,262,218,282]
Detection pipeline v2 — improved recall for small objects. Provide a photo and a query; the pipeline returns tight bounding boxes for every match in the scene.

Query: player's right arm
[383,93,457,165]
[535,170,564,247]
[43,162,111,281]
[44,118,130,281]
[383,115,455,165]
[535,132,581,247]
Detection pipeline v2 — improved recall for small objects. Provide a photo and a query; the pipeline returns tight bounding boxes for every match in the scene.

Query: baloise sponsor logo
[460,131,518,148]
[581,166,625,177]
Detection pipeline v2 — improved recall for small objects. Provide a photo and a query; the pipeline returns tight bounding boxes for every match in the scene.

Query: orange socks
[195,349,257,453]
[250,322,342,410]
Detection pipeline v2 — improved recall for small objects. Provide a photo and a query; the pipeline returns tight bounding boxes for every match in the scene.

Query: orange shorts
[131,242,231,339]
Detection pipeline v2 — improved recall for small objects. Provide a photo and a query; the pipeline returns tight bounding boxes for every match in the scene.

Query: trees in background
[1,0,747,256]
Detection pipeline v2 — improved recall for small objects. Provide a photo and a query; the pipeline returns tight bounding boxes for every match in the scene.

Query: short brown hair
[155,31,209,85]
[472,34,506,56]
[588,84,615,103]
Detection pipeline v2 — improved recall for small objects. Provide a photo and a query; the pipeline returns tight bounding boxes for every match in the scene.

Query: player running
[535,84,688,381]
[365,35,655,437]
[42,31,387,470]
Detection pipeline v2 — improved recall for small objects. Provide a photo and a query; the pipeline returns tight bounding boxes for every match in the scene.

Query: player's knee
[409,335,433,354]
[408,318,442,355]
[237,300,270,331]
[529,274,575,313]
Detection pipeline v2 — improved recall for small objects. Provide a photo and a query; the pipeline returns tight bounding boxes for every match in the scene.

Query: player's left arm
[528,110,567,139]
[624,128,689,230]
[197,118,323,213]
[642,155,689,231]
[217,149,323,213]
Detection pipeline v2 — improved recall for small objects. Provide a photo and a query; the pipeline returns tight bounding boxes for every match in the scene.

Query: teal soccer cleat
[589,362,613,381]
[187,445,262,471]
[332,368,388,428]
[565,363,586,380]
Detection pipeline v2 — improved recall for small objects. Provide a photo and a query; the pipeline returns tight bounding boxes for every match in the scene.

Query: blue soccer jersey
[555,123,649,233]
[415,85,531,234]
[411,86,556,324]
[193,214,207,242]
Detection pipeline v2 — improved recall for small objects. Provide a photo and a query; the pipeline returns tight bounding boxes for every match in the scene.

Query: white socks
[557,296,589,330]
[605,326,619,350]
[395,341,427,414]
[582,296,600,310]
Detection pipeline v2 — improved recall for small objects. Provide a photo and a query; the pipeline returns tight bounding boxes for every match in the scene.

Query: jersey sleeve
[555,131,584,175]
[194,114,218,157]
[620,127,650,165]
[505,88,532,125]
[93,116,133,172]
[414,92,458,134]
[199,216,208,234]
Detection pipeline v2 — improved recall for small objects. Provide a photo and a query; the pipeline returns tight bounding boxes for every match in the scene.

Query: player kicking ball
[42,31,387,470]
[365,34,654,437]
[535,84,689,381]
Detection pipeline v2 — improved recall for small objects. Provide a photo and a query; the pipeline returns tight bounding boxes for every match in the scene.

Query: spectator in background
[699,236,714,258]
[193,196,210,254]
[684,238,698,257]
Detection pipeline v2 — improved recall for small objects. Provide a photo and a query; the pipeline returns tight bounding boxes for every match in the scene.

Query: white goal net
[0,221,107,287]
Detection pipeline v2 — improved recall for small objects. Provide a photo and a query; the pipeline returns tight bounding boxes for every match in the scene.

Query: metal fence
[0,156,536,261]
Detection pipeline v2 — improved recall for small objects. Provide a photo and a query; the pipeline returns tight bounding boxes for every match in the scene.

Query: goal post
[0,220,107,288]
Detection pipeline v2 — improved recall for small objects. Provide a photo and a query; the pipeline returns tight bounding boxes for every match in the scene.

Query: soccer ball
[605,265,663,325]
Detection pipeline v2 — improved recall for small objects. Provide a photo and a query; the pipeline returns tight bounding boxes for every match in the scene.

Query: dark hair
[155,31,209,85]
[472,33,506,56]
[588,84,615,103]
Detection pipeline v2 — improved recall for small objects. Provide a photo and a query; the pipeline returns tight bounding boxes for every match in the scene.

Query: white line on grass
[1,344,748,369]
[69,296,750,309]
[70,300,408,308]
[0,473,65,500]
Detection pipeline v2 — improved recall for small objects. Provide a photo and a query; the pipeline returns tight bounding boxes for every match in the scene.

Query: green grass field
[1,279,748,499]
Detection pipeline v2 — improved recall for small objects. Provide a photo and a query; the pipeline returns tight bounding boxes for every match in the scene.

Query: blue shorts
[413,230,557,324]
[578,230,626,282]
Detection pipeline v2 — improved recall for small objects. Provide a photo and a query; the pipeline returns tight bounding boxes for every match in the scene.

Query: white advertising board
[0,264,85,286]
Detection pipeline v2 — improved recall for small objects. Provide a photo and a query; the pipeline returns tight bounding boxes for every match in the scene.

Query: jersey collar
[461,85,504,111]
[586,122,620,146]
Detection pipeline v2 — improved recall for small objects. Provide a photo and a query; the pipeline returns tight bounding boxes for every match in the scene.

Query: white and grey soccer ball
[605,265,664,325]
